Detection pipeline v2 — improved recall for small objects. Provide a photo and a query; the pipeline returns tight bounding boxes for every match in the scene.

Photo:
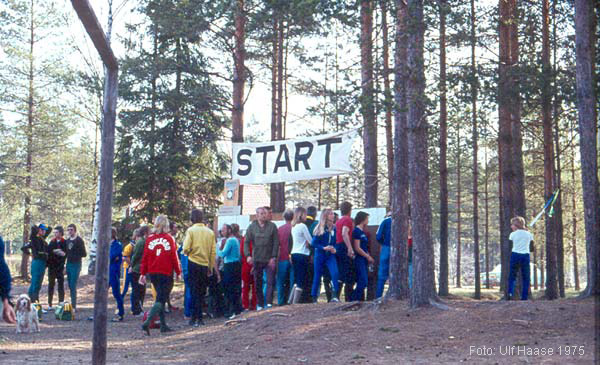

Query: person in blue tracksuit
[178,237,192,318]
[375,215,392,298]
[218,224,242,319]
[310,208,340,303]
[0,235,16,324]
[349,212,373,302]
[109,228,124,321]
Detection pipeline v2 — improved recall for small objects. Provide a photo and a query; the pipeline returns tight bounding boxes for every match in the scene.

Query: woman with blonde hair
[508,216,534,300]
[311,209,340,303]
[140,215,181,334]
[289,207,312,304]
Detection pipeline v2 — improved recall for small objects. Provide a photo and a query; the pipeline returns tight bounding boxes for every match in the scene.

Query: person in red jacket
[139,215,181,335]
[234,224,256,311]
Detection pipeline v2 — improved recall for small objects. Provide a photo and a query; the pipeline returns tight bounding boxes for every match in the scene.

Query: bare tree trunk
[509,0,526,219]
[387,0,409,300]
[456,128,462,289]
[406,0,437,308]
[437,0,449,297]
[570,130,580,291]
[361,0,378,208]
[498,0,515,300]
[551,0,565,298]
[470,0,480,299]
[484,141,490,289]
[542,0,558,300]
[20,0,35,280]
[574,0,599,297]
[232,0,246,208]
[269,15,285,212]
[382,0,394,202]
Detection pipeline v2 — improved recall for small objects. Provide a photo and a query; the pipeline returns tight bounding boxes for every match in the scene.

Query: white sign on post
[218,205,241,216]
[232,129,358,185]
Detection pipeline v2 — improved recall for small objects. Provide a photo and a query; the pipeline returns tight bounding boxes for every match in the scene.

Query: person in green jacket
[130,225,150,316]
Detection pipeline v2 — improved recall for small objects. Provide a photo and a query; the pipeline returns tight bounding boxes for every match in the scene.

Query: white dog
[15,294,40,333]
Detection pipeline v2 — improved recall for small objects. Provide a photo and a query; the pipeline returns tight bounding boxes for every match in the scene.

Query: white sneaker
[256,306,263,311]
[266,304,273,309]
[331,298,340,303]
[228,314,236,320]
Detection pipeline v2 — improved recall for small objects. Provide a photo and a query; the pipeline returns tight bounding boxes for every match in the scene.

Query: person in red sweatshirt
[139,215,181,335]
[235,224,256,311]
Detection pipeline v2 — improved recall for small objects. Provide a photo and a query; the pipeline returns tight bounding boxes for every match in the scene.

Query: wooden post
[70,1,118,364]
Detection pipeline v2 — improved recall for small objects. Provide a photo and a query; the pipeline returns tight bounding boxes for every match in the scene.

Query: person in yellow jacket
[183,208,216,327]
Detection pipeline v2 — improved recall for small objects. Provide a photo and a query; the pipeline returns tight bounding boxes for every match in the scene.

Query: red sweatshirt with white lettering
[140,233,182,277]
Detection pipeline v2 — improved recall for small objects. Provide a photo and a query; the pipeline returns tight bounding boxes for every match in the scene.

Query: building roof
[242,185,270,215]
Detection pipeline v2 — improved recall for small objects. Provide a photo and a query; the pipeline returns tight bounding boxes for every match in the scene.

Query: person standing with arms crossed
[244,207,279,310]
[47,226,67,310]
[183,209,216,326]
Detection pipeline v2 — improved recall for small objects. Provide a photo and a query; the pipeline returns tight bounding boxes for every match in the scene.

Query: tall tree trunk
[498,0,515,299]
[570,129,580,291]
[437,0,449,297]
[484,140,490,289]
[232,0,246,208]
[361,0,378,208]
[542,0,558,300]
[509,0,526,218]
[470,0,480,299]
[382,0,394,202]
[269,15,284,212]
[574,0,599,297]
[551,0,565,298]
[387,0,409,300]
[21,0,35,279]
[273,18,285,213]
[456,129,462,288]
[406,0,437,308]
[148,25,158,220]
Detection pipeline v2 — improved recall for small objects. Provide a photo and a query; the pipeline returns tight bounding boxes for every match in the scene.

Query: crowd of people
[0,201,534,333]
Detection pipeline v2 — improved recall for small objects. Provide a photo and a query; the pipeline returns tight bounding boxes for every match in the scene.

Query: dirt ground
[0,275,596,364]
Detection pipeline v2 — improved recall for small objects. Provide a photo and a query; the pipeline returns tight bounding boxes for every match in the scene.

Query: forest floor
[0,275,596,364]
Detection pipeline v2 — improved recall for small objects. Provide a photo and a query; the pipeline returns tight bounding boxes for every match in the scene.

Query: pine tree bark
[574,0,599,297]
[484,141,490,289]
[387,0,409,300]
[456,130,462,289]
[551,0,565,298]
[497,0,515,299]
[570,135,580,291]
[406,0,437,308]
[269,14,285,212]
[361,0,378,208]
[470,0,480,299]
[381,0,394,201]
[437,0,449,297]
[542,0,558,300]
[232,0,246,208]
[20,0,35,279]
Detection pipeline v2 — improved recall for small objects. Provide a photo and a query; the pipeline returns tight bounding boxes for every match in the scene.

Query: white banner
[232,129,358,185]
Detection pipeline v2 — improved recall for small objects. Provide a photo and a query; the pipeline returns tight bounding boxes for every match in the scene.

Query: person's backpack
[143,311,160,329]
[55,302,74,321]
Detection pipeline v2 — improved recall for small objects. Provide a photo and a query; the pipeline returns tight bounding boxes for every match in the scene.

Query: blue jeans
[276,260,294,305]
[508,252,530,300]
[28,259,46,303]
[66,262,81,309]
[408,262,413,289]
[183,272,192,317]
[376,245,391,298]
[350,256,368,301]
[311,250,339,299]
[292,254,309,289]
[109,270,124,317]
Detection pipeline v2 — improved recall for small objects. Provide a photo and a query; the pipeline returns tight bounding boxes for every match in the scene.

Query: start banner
[232,129,358,185]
